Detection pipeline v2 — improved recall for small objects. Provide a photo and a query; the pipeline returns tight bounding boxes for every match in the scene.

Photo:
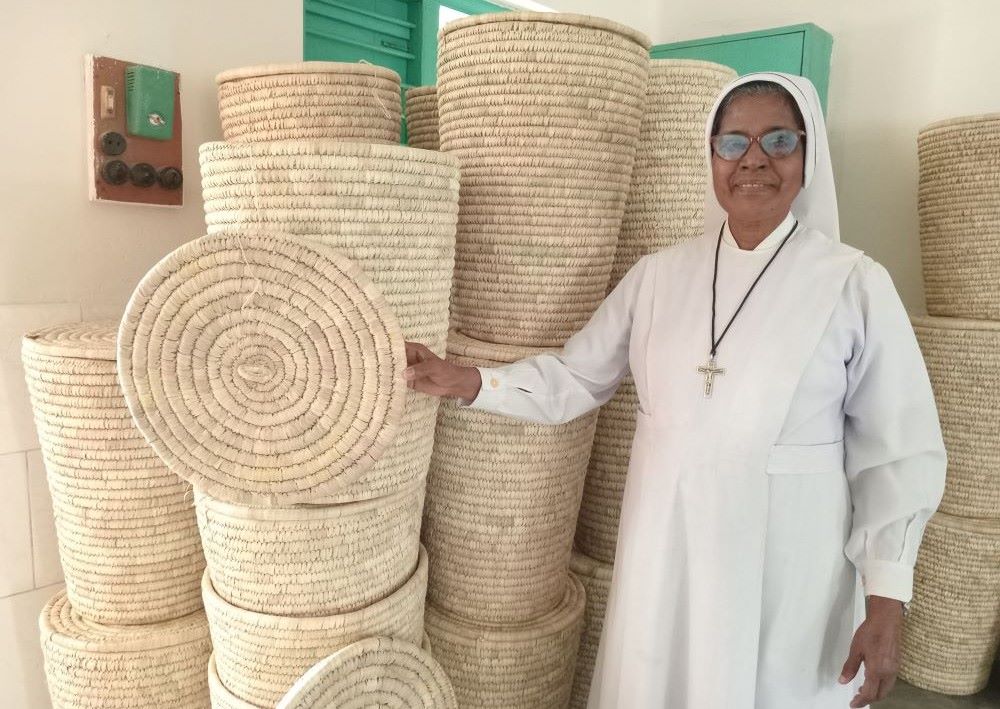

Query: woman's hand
[403,341,482,402]
[839,595,904,707]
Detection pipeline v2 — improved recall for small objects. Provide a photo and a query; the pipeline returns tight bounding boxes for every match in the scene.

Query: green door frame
[408,0,509,86]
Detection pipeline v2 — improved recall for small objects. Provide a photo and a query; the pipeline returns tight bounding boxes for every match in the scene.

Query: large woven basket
[406,86,439,151]
[425,573,585,708]
[21,321,204,625]
[205,546,428,707]
[911,315,1000,518]
[568,552,613,709]
[209,654,260,709]
[39,589,211,708]
[918,113,1000,319]
[195,480,424,616]
[217,62,402,144]
[900,512,1000,695]
[437,12,651,346]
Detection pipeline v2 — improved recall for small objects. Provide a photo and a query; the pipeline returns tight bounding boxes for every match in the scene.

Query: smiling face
[711,92,805,228]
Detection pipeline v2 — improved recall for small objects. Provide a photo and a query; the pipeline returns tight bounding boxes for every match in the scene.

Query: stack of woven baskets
[419,13,649,707]
[406,86,440,151]
[21,321,210,707]
[901,113,1000,695]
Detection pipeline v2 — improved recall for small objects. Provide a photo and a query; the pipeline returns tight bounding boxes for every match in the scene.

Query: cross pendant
[697,356,725,398]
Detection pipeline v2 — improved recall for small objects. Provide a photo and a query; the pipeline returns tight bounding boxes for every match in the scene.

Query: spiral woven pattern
[217,62,401,144]
[39,590,211,708]
[276,636,457,709]
[118,231,407,506]
[918,113,1000,319]
[195,480,424,615]
[900,512,1000,695]
[438,12,650,346]
[21,321,204,625]
[205,547,428,707]
[568,552,613,709]
[425,573,585,709]
[209,654,260,709]
[406,86,439,151]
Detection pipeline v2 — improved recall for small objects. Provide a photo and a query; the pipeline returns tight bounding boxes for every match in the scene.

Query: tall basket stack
[406,86,440,151]
[21,322,211,708]
[901,113,1000,695]
[423,13,650,707]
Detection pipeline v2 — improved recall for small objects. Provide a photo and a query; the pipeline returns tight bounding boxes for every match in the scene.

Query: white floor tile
[26,451,62,588]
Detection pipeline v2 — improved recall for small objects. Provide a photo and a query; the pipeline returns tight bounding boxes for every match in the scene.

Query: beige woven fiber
[568,552,613,709]
[912,315,1000,518]
[205,546,428,707]
[438,12,651,346]
[21,321,204,625]
[276,636,458,709]
[209,654,260,709]
[39,589,211,708]
[195,480,424,615]
[900,512,1000,695]
[217,62,402,143]
[118,231,407,506]
[407,86,440,151]
[425,573,585,709]
[918,113,1000,319]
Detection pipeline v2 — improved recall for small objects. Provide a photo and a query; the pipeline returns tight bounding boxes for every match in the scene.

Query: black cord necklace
[697,218,799,398]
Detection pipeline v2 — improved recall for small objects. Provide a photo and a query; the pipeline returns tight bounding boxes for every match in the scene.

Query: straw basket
[437,12,651,346]
[205,547,428,707]
[217,62,402,144]
[900,512,1000,695]
[118,231,407,506]
[918,113,1000,320]
[39,589,211,708]
[209,654,260,709]
[912,316,1000,518]
[406,86,439,151]
[568,552,613,709]
[425,573,585,709]
[21,321,204,625]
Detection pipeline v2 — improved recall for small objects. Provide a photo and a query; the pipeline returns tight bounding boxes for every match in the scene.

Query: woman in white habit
[404,72,946,709]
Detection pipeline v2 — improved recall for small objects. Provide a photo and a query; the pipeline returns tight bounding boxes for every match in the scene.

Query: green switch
[125,64,175,140]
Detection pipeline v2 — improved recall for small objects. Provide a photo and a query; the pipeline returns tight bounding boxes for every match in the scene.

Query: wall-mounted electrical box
[85,55,183,206]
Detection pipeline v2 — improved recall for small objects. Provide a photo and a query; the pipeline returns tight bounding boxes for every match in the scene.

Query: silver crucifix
[697,356,725,398]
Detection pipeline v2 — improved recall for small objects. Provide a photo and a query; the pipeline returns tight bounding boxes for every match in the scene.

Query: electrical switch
[125,64,176,140]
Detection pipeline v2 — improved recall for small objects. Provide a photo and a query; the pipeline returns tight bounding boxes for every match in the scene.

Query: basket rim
[199,139,460,171]
[439,11,651,50]
[22,320,119,361]
[910,314,1000,333]
[217,61,401,85]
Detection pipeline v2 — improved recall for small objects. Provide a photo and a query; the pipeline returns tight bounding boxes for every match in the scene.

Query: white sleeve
[842,260,947,603]
[466,255,651,426]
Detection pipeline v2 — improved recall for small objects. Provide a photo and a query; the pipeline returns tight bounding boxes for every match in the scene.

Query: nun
[404,72,946,709]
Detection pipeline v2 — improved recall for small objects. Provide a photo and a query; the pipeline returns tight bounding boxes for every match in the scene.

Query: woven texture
[918,113,1000,319]
[407,86,440,151]
[912,316,1000,518]
[217,62,401,144]
[21,321,204,625]
[276,636,457,709]
[425,573,585,709]
[438,12,650,346]
[568,552,612,709]
[118,231,407,506]
[900,512,1000,695]
[39,589,211,708]
[196,480,424,615]
[205,546,428,707]
[209,654,260,709]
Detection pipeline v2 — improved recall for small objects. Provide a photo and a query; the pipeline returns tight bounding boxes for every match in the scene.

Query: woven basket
[21,321,204,625]
[209,654,261,709]
[195,479,424,616]
[276,636,458,709]
[118,231,407,506]
[911,316,1000,518]
[425,573,585,709]
[39,589,211,708]
[438,12,650,346]
[568,552,613,709]
[918,113,1000,319]
[205,546,428,707]
[217,62,401,144]
[406,86,439,151]
[900,512,1000,695]
[199,140,460,502]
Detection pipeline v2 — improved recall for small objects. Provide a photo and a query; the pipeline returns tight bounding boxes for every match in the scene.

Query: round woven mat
[406,86,439,151]
[276,636,457,709]
[568,552,613,709]
[118,231,407,506]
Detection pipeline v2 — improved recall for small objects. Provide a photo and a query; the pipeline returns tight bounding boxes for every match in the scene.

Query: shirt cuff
[860,560,914,603]
[463,367,502,410]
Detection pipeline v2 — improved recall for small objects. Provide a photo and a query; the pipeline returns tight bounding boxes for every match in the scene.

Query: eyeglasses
[710,129,806,161]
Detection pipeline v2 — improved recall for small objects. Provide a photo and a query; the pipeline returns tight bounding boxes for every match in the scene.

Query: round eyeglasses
[710,129,806,161]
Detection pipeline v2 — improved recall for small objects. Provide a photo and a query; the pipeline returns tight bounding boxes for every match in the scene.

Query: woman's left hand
[838,595,904,707]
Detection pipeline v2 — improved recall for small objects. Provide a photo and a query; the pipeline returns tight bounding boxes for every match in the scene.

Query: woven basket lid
[118,230,407,505]
[439,11,651,49]
[277,636,457,709]
[217,61,401,85]
[919,112,1000,136]
[446,329,556,367]
[406,85,437,100]
[23,320,118,361]
[910,314,1000,333]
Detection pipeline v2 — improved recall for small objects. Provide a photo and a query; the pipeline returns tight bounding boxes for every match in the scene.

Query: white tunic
[468,214,946,709]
